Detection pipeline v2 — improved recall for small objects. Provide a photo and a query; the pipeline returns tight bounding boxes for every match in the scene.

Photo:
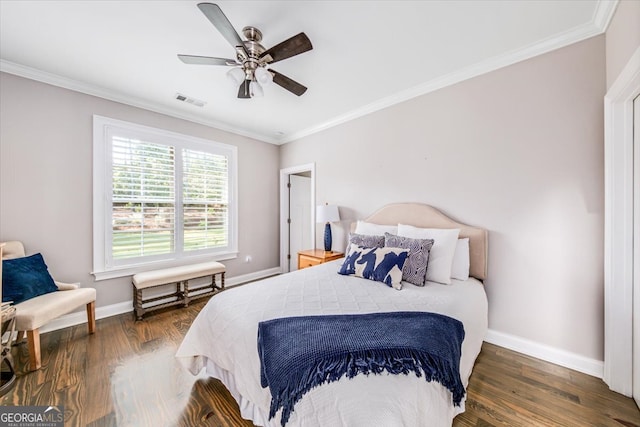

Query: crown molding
[1,0,616,146]
[282,9,612,144]
[593,0,619,32]
[0,60,278,145]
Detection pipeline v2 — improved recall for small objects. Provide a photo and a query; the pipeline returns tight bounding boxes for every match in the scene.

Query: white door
[633,94,639,408]
[289,174,312,271]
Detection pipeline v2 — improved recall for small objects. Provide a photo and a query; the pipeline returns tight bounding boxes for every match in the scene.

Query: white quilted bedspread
[176,260,488,427]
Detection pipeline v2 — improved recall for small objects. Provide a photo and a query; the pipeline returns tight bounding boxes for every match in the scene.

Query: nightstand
[297,249,344,270]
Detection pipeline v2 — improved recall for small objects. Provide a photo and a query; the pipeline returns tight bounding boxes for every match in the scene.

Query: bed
[176,203,488,427]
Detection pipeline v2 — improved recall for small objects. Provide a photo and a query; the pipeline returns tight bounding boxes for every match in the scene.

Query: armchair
[1,241,96,371]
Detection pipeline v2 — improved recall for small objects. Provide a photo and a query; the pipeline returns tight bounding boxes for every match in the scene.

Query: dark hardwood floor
[1,300,639,427]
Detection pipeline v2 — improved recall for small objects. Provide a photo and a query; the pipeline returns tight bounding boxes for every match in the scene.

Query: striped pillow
[348,232,385,248]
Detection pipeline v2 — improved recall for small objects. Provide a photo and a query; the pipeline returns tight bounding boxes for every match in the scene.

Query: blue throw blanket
[257,311,466,426]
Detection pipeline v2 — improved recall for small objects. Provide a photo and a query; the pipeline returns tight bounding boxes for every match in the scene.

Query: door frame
[279,163,316,273]
[634,93,640,407]
[604,47,640,395]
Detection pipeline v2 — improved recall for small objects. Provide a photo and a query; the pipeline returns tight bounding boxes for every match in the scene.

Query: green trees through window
[111,137,228,260]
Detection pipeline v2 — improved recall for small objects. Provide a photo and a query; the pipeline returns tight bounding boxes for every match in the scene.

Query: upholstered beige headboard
[350,203,488,281]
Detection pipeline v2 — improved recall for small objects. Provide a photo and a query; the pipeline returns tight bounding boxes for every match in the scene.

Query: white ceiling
[0,1,615,144]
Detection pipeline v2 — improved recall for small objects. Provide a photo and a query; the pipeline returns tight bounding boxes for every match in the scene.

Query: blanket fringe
[269,348,465,426]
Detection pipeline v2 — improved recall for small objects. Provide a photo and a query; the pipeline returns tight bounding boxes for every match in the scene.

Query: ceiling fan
[178,3,313,99]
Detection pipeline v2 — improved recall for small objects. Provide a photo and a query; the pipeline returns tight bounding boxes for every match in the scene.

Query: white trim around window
[92,115,238,281]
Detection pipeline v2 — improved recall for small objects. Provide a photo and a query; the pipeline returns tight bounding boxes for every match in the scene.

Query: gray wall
[1,19,627,363]
[0,72,280,307]
[280,35,606,361]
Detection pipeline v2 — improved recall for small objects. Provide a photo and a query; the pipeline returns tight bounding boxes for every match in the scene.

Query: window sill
[91,252,238,281]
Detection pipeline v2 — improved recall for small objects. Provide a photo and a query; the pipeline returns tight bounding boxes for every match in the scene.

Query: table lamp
[316,204,340,252]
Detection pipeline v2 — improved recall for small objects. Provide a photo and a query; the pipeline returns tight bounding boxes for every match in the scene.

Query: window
[93,115,237,280]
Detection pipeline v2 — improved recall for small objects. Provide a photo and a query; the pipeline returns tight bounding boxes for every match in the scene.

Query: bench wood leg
[181,281,190,307]
[26,329,41,371]
[135,288,145,320]
[132,284,138,320]
[87,301,96,334]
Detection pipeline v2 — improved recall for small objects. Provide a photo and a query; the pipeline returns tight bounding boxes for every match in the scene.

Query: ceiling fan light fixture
[254,67,273,86]
[250,81,264,98]
[226,67,245,86]
[179,3,313,99]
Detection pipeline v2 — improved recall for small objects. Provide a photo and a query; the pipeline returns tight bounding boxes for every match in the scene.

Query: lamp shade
[226,68,245,86]
[255,67,273,85]
[316,205,340,223]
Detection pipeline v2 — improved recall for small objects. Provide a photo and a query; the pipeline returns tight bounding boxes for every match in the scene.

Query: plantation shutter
[111,136,175,259]
[182,148,229,251]
[93,115,238,277]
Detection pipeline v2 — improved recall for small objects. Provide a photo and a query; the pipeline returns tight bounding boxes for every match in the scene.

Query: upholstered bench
[132,261,225,320]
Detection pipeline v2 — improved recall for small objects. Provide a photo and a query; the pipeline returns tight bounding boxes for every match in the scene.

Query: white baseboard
[484,329,604,379]
[39,267,281,334]
[226,267,280,287]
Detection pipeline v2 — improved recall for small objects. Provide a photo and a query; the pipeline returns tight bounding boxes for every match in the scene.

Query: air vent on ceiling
[175,93,207,107]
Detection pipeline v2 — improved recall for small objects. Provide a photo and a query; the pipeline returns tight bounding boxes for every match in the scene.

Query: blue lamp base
[323,222,332,252]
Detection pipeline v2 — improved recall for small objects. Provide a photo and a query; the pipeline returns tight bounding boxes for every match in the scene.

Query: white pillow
[354,220,397,236]
[451,238,470,281]
[397,224,460,285]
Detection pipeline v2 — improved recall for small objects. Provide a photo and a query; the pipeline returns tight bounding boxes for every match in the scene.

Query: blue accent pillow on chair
[2,253,58,304]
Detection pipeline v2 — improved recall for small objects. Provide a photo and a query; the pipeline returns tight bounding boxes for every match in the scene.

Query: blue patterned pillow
[338,244,409,290]
[2,253,58,304]
[348,233,385,248]
[385,233,434,286]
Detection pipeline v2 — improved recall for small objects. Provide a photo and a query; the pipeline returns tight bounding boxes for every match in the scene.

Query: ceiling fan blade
[237,80,251,99]
[197,3,248,56]
[260,32,312,64]
[178,54,237,66]
[270,69,307,96]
